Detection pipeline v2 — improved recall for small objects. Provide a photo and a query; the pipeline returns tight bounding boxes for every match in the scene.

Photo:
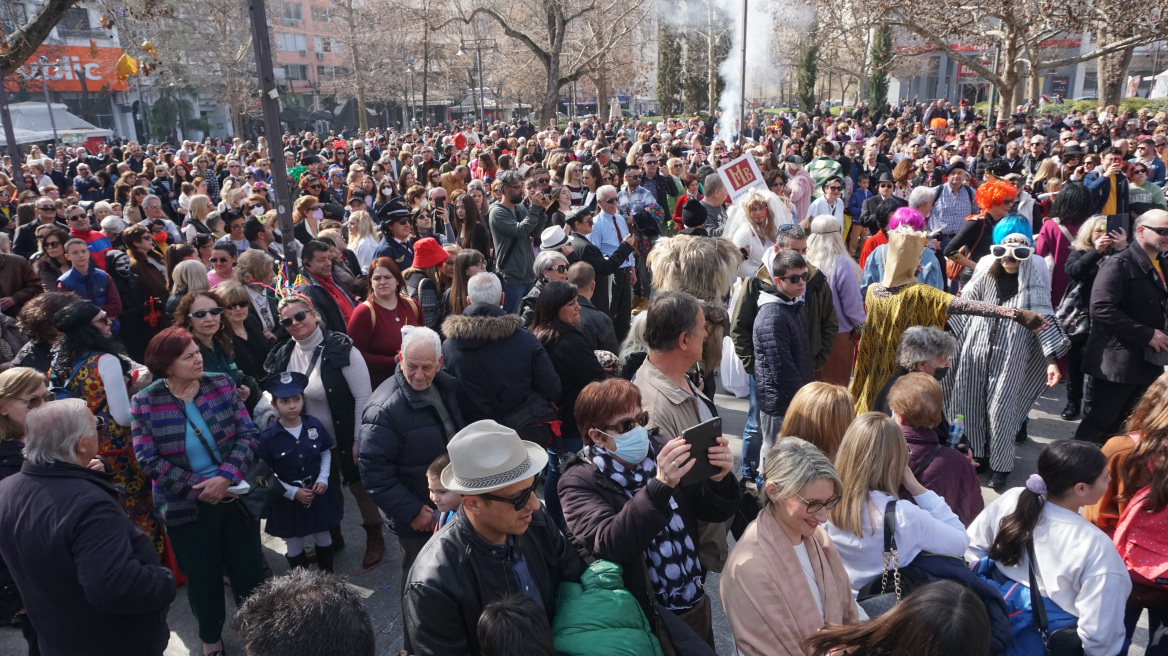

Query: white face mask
[419,198,429,210]
[382,188,393,197]
[250,206,264,217]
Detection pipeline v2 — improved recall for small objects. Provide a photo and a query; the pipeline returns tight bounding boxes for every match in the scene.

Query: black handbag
[856,500,929,617]
[1026,539,1084,656]
[184,403,281,523]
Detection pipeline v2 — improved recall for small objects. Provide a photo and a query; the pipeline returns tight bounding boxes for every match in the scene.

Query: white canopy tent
[0,102,113,146]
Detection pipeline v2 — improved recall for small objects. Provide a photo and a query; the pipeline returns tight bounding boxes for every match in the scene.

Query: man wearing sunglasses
[13,196,67,259]
[403,419,585,656]
[1077,209,1168,445]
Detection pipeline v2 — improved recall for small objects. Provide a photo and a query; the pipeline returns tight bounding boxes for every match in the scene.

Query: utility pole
[0,82,24,193]
[37,57,60,147]
[247,0,297,273]
[737,0,747,143]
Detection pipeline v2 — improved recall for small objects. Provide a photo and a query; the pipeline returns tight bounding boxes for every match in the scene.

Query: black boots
[1061,399,1081,420]
[285,552,310,571]
[287,545,334,572]
[315,544,335,572]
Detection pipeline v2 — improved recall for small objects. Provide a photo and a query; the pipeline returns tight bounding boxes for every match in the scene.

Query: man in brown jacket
[0,252,43,316]
[633,291,732,574]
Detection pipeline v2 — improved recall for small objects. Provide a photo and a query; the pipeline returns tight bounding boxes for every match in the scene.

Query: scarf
[586,444,703,610]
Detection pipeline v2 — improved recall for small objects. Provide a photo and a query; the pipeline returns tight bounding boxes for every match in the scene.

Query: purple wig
[888,207,926,232]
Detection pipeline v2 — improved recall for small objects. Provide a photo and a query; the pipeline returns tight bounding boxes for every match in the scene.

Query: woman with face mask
[945,217,1071,491]
[558,376,739,649]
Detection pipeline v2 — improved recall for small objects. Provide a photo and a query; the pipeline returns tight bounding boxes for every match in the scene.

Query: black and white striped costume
[944,255,1070,472]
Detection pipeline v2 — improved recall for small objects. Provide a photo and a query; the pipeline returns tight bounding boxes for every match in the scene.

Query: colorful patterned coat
[130,373,258,527]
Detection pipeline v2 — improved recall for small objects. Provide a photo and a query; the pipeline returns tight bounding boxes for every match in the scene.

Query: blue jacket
[753,294,815,417]
[847,188,873,218]
[373,237,414,271]
[1082,170,1129,216]
[359,367,464,536]
[58,266,121,332]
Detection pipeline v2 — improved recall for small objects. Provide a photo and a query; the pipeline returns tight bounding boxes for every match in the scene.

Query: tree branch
[1,0,81,76]
[433,6,552,63]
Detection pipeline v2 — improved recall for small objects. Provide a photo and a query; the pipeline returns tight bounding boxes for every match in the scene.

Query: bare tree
[432,0,650,125]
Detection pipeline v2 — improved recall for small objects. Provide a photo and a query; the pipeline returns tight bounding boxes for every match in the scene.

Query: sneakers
[1061,400,1081,420]
[988,471,1009,491]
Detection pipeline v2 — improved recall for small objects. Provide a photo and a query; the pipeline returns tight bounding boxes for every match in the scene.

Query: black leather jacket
[403,506,586,656]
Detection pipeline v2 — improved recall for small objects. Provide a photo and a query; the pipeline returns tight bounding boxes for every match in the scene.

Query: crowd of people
[0,96,1165,656]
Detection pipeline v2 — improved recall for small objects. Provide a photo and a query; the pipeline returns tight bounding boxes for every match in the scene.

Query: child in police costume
[257,371,344,572]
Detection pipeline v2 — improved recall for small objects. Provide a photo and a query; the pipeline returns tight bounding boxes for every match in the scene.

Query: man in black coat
[403,419,586,656]
[440,272,561,425]
[0,399,176,656]
[359,328,464,578]
[857,173,907,231]
[299,239,357,334]
[1076,209,1168,444]
[565,206,636,316]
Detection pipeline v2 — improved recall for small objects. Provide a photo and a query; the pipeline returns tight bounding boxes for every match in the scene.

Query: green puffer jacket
[553,560,664,656]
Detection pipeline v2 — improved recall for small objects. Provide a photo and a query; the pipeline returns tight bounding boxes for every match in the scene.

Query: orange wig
[975,179,1017,211]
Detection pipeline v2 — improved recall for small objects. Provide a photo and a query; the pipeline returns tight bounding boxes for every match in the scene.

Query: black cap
[681,197,708,229]
[53,300,101,333]
[876,172,896,184]
[565,206,593,227]
[784,155,804,165]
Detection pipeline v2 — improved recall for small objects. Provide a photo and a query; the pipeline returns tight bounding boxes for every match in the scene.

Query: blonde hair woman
[347,210,379,274]
[727,187,789,278]
[807,214,865,384]
[721,437,858,656]
[166,259,210,318]
[778,382,855,460]
[824,412,968,594]
[182,194,214,242]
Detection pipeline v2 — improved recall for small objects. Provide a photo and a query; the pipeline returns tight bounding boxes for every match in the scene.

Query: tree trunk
[540,57,560,127]
[345,0,367,131]
[1097,34,1135,106]
[992,33,1021,122]
[707,0,717,116]
[595,71,610,120]
[230,99,244,138]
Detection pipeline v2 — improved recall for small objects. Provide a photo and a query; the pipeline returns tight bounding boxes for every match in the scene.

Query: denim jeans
[502,283,533,315]
[740,375,762,480]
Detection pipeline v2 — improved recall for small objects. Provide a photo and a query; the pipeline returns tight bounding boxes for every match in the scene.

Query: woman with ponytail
[967,440,1130,656]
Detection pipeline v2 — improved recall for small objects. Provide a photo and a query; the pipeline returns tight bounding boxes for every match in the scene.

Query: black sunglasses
[778,272,810,283]
[188,307,224,319]
[227,301,249,310]
[209,257,233,264]
[599,410,649,436]
[1143,225,1168,237]
[43,240,61,248]
[280,310,311,327]
[478,474,544,511]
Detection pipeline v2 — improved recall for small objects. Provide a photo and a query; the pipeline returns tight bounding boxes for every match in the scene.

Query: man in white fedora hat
[402,419,586,656]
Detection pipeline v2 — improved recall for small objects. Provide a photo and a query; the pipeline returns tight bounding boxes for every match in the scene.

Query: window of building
[276,33,308,52]
[58,7,92,34]
[310,6,334,23]
[317,65,350,79]
[313,36,345,54]
[277,2,303,25]
[284,64,310,81]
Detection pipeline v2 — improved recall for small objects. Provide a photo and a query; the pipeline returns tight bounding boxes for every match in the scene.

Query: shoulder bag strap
[179,399,222,466]
[302,344,325,381]
[913,444,945,478]
[1025,538,1049,635]
[364,298,377,331]
[1052,218,1074,243]
[880,499,903,600]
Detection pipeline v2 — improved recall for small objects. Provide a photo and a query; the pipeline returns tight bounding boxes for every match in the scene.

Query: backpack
[1113,478,1168,591]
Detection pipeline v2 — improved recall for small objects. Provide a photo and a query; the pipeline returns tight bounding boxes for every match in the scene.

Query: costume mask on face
[110,252,131,277]
[882,226,927,288]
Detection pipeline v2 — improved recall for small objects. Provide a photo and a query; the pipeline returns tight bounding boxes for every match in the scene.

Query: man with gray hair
[591,183,635,340]
[0,398,176,654]
[360,325,464,579]
[441,272,561,425]
[141,193,182,243]
[699,173,729,236]
[490,170,549,314]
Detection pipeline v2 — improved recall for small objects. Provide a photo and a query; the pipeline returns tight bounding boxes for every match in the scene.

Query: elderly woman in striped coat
[944,219,1070,493]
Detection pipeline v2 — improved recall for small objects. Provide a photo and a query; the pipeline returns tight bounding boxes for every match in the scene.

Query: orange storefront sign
[5,45,129,93]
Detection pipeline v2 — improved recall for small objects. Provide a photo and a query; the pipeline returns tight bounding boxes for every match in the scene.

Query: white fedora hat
[440,420,548,495]
[539,225,569,251]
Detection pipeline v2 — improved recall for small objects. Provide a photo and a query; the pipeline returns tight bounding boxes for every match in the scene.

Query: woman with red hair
[941,179,1017,288]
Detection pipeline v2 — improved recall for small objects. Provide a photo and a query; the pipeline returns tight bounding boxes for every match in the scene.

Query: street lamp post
[406,53,416,127]
[37,57,60,146]
[458,39,496,122]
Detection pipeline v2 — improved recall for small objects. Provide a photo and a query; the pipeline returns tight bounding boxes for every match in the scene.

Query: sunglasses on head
[777,272,810,284]
[599,410,649,436]
[478,474,543,511]
[280,310,311,327]
[991,244,1032,260]
[188,307,224,319]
